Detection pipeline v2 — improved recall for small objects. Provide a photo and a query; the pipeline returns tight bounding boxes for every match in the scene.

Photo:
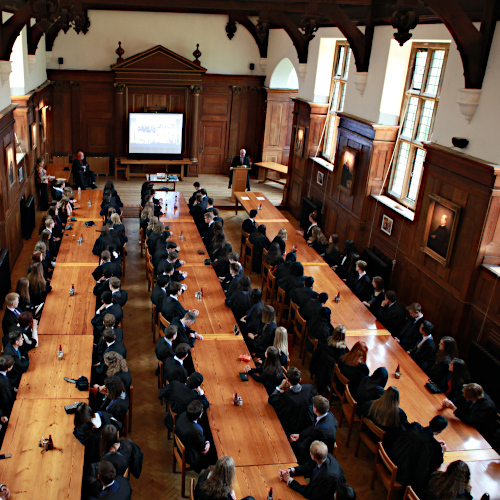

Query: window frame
[387,42,449,210]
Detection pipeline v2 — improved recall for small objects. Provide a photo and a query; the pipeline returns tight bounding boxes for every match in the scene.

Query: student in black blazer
[188,182,201,207]
[377,290,407,337]
[296,211,319,241]
[170,311,202,348]
[155,325,177,364]
[290,277,318,309]
[225,275,252,324]
[244,346,283,395]
[158,282,187,323]
[290,396,338,465]
[175,400,213,473]
[249,224,270,273]
[92,293,123,335]
[409,320,437,368]
[203,212,216,252]
[222,262,243,297]
[2,293,23,337]
[0,355,16,420]
[396,303,424,351]
[279,440,346,500]
[3,330,30,388]
[242,209,258,234]
[99,376,129,429]
[94,461,132,500]
[163,343,191,384]
[92,251,122,281]
[109,278,127,308]
[93,329,127,384]
[352,260,374,303]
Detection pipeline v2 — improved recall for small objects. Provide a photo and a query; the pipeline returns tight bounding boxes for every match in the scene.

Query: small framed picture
[294,125,306,158]
[317,171,324,186]
[31,122,37,150]
[18,164,24,184]
[381,214,393,236]
[6,143,15,186]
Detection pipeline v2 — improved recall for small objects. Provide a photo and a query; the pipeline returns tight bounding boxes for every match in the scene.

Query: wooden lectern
[231,167,248,201]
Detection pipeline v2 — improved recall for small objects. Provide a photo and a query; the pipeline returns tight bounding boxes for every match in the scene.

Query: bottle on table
[395,364,401,379]
[78,186,81,198]
[57,344,64,361]
[87,198,92,207]
[69,284,75,296]
[47,435,54,450]
[267,487,273,500]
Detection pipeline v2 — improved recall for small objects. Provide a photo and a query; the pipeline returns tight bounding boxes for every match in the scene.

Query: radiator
[361,247,392,286]
[300,197,321,230]
[21,195,36,240]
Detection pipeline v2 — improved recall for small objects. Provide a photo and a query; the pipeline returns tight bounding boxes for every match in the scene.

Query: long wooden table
[0,398,88,500]
[234,191,287,221]
[72,189,104,220]
[56,221,100,264]
[157,191,192,220]
[255,161,288,186]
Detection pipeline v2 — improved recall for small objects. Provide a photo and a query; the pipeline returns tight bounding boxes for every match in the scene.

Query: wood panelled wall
[285,99,500,353]
[48,70,266,174]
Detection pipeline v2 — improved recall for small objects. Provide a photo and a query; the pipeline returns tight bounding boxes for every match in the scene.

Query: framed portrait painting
[294,125,306,158]
[381,214,393,236]
[31,122,37,151]
[6,144,15,187]
[422,194,461,267]
[337,146,358,195]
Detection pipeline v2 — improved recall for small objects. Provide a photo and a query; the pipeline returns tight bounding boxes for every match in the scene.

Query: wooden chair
[168,405,177,440]
[302,335,318,366]
[261,248,268,276]
[330,364,349,404]
[122,242,126,277]
[190,478,195,500]
[122,413,129,437]
[292,308,307,360]
[147,260,155,292]
[332,442,338,458]
[157,360,164,390]
[244,238,254,275]
[145,246,152,278]
[140,227,145,257]
[173,433,192,498]
[152,303,157,342]
[338,385,360,448]
[127,385,133,433]
[403,486,420,500]
[288,300,299,336]
[275,286,289,328]
[123,467,129,479]
[370,442,404,500]
[158,312,170,340]
[355,416,386,458]
[264,270,277,307]
[261,260,273,293]
[241,230,249,259]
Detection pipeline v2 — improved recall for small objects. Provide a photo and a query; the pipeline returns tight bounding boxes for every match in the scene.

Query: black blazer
[242,218,257,235]
[158,380,209,416]
[2,309,21,337]
[155,337,175,363]
[3,343,29,387]
[92,261,122,281]
[410,337,437,368]
[254,321,277,358]
[289,454,346,500]
[170,317,196,348]
[175,413,207,473]
[91,304,124,330]
[112,290,128,307]
[0,373,16,418]
[378,301,407,337]
[158,295,187,323]
[163,357,189,384]
[353,274,374,303]
[290,287,318,309]
[272,236,286,254]
[225,289,250,322]
[397,317,424,351]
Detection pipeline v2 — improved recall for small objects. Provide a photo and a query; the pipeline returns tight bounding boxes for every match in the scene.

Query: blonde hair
[147,215,159,230]
[277,228,287,240]
[201,456,235,497]
[327,324,347,348]
[110,213,121,225]
[310,441,328,461]
[5,292,19,307]
[103,352,129,376]
[34,241,47,258]
[273,326,289,358]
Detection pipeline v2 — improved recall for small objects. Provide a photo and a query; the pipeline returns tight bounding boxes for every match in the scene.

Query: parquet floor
[1,173,389,499]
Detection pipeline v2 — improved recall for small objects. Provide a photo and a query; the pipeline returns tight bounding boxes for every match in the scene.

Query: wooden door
[199,121,226,174]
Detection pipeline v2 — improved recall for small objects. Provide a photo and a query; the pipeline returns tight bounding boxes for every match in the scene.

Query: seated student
[290,277,318,310]
[296,211,319,241]
[247,305,277,359]
[140,205,153,235]
[423,460,472,500]
[159,372,209,430]
[190,193,206,229]
[203,212,216,252]
[109,278,127,308]
[301,292,328,325]
[166,252,188,282]
[51,179,65,201]
[15,277,34,314]
[377,290,406,336]
[306,308,333,347]
[92,461,132,500]
[158,282,187,323]
[240,289,264,337]
[188,181,201,207]
[289,396,338,465]
[409,320,437,369]
[443,383,498,441]
[269,366,318,435]
[164,343,191,384]
[356,367,388,413]
[97,352,131,394]
[153,240,174,271]
[6,311,38,353]
[225,275,252,323]
[362,275,385,314]
[426,336,459,392]
[0,355,17,420]
[333,240,357,280]
[278,262,305,301]
[213,207,223,226]
[93,227,115,257]
[155,325,177,364]
[92,292,124,336]
[93,329,127,383]
[365,387,409,449]
[92,250,122,281]
[221,262,243,297]
[151,275,170,308]
[2,293,23,337]
[170,310,203,348]
[396,302,425,351]
[147,222,166,254]
[249,224,270,273]
[265,242,284,272]
[275,251,297,283]
[389,415,448,493]
[310,325,349,394]
[3,330,30,388]
[93,267,113,309]
[100,194,122,216]
[242,209,258,235]
[175,399,214,473]
[98,376,129,429]
[211,245,233,278]
[337,341,369,399]
[97,314,123,343]
[350,260,374,303]
[272,228,287,255]
[309,228,329,255]
[279,440,346,500]
[32,244,53,280]
[273,326,290,368]
[244,346,283,395]
[209,231,226,262]
[27,262,51,307]
[442,358,471,401]
[195,455,237,500]
[322,234,341,267]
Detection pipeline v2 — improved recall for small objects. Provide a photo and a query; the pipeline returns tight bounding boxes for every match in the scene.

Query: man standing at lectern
[72,151,97,189]
[228,148,251,191]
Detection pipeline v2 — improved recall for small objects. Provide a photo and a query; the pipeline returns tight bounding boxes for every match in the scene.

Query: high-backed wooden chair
[152,303,157,342]
[145,246,152,278]
[289,300,299,337]
[261,260,273,292]
[244,238,254,275]
[169,406,177,440]
[190,478,195,500]
[123,467,129,479]
[332,442,338,458]
[241,230,250,259]
[292,308,307,359]
[173,433,192,498]
[261,248,268,276]
[403,486,420,500]
[122,242,127,278]
[275,286,289,328]
[331,364,349,403]
[370,442,404,500]
[355,416,386,459]
[158,312,170,340]
[140,227,145,257]
[339,385,360,447]
[146,260,155,292]
[157,360,164,390]
[264,271,277,307]
[302,335,318,366]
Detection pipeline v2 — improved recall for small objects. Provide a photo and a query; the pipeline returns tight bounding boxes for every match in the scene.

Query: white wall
[0,83,11,111]
[48,10,261,75]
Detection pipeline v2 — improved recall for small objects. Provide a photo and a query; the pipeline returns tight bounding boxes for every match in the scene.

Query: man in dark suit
[290,277,318,309]
[175,399,213,473]
[163,343,191,384]
[242,209,258,235]
[92,250,122,281]
[94,327,127,363]
[72,150,97,189]
[290,396,338,465]
[396,302,424,351]
[202,212,215,252]
[159,372,209,430]
[95,461,132,500]
[158,282,188,323]
[0,355,16,420]
[352,260,373,303]
[188,181,201,207]
[3,331,29,388]
[91,292,124,337]
[269,366,318,435]
[155,325,177,364]
[409,320,437,369]
[2,293,23,337]
[279,440,346,500]
[228,148,251,190]
[109,277,127,308]
[199,189,209,211]
[151,275,171,307]
[378,290,406,337]
[170,310,203,348]
[190,193,206,230]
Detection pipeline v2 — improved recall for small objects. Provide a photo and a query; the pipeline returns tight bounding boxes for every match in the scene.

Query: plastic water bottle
[87,198,91,207]
[78,186,81,198]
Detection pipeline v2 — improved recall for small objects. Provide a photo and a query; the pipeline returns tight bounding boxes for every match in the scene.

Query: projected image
[129,113,184,155]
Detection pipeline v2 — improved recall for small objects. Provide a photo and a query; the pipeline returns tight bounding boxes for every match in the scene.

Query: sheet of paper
[241,197,250,200]
[256,197,266,200]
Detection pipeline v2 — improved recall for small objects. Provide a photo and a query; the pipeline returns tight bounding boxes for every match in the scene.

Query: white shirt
[102,480,114,491]
[416,334,432,350]
[174,355,184,366]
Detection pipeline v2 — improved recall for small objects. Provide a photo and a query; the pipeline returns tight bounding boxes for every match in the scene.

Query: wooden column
[189,85,202,175]
[114,84,126,158]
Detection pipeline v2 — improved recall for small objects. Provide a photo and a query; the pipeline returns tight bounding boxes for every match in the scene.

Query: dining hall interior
[0,0,500,499]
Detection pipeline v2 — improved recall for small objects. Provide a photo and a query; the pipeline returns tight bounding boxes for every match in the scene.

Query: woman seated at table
[104,180,121,201]
[110,213,128,248]
[195,456,237,500]
[209,231,227,262]
[247,305,277,359]
[310,324,349,394]
[441,358,471,400]
[426,336,459,392]
[424,460,472,500]
[334,240,357,280]
[337,341,369,398]
[47,206,65,237]
[272,228,287,255]
[16,277,34,313]
[240,288,264,336]
[147,222,165,254]
[265,242,285,269]
[225,275,252,326]
[140,204,154,234]
[97,376,130,430]
[273,326,289,367]
[38,228,57,260]
[244,346,284,395]
[366,386,409,450]
[322,234,341,267]
[363,276,385,316]
[306,307,333,348]
[211,244,233,278]
[100,352,132,394]
[275,251,297,283]
[310,228,329,255]
[356,367,388,414]
[56,197,71,225]
[30,247,52,280]
[27,262,51,307]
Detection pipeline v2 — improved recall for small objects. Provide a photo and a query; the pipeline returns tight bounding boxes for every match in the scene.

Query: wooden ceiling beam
[0,2,32,60]
[232,13,269,58]
[268,10,310,63]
